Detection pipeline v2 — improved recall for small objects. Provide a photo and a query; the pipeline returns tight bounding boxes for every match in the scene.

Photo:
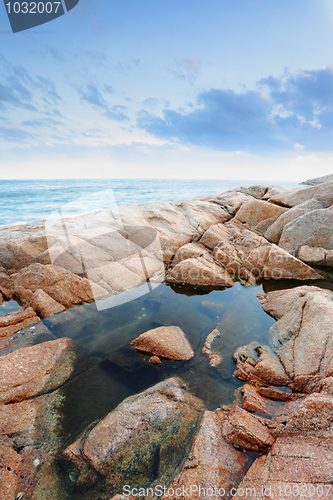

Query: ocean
[0,178,299,228]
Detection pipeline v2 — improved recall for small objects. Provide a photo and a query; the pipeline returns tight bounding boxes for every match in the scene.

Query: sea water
[0,178,299,227]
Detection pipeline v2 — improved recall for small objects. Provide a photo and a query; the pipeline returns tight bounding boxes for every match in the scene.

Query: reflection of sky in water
[44,282,275,410]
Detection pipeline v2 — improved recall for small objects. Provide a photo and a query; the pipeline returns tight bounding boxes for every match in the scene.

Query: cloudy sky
[1,0,333,181]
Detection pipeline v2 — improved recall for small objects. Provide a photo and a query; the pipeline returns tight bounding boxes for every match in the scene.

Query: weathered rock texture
[0,338,87,404]
[163,411,251,500]
[62,378,204,497]
[232,393,333,499]
[0,306,40,340]
[234,286,333,393]
[0,179,328,316]
[131,326,194,360]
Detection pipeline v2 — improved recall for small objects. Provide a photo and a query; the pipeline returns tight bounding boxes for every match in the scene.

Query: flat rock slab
[0,337,88,404]
[131,326,194,361]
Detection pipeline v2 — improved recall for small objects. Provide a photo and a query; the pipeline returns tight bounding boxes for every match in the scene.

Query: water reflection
[44,282,275,413]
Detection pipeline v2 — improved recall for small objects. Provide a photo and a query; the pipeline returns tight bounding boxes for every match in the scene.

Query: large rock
[302,173,333,185]
[204,221,321,283]
[278,205,333,255]
[131,326,194,361]
[166,256,234,287]
[8,263,108,307]
[234,199,288,235]
[260,286,333,393]
[264,199,327,244]
[233,341,293,388]
[266,180,333,208]
[298,245,333,266]
[62,378,204,496]
[0,390,67,500]
[0,338,87,403]
[232,393,333,499]
[163,411,251,499]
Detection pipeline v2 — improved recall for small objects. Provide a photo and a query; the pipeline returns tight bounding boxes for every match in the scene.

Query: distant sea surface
[0,179,299,227]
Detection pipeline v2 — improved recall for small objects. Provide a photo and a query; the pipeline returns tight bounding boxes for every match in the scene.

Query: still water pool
[41,281,276,442]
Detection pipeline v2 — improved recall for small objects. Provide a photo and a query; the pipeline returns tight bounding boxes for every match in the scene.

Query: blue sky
[1,0,333,180]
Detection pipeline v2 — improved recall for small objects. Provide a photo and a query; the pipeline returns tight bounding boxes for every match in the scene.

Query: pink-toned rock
[9,263,108,307]
[243,243,322,281]
[29,289,66,318]
[171,242,211,267]
[198,191,251,215]
[241,384,285,416]
[163,411,251,499]
[149,355,162,364]
[297,244,326,264]
[236,185,279,200]
[0,307,37,328]
[166,257,234,287]
[202,328,223,367]
[0,271,11,288]
[298,245,333,266]
[233,342,292,388]
[0,284,13,299]
[232,393,333,499]
[267,180,333,207]
[201,221,321,284]
[218,405,275,452]
[234,199,288,235]
[0,338,87,404]
[62,378,204,494]
[256,286,333,393]
[131,326,194,361]
[0,307,40,340]
[279,205,333,255]
[0,389,69,500]
[87,261,144,292]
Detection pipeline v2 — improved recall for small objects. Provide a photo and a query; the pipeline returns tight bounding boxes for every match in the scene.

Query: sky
[1,0,333,181]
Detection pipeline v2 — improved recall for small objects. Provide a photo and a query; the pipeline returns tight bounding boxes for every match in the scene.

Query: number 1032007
[5,1,61,14]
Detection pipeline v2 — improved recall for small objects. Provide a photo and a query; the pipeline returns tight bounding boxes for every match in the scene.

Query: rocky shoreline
[0,174,333,499]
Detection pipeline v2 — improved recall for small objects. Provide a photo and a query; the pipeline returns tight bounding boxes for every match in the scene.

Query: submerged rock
[131,326,194,361]
[62,378,204,497]
[0,338,88,404]
[202,327,223,367]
